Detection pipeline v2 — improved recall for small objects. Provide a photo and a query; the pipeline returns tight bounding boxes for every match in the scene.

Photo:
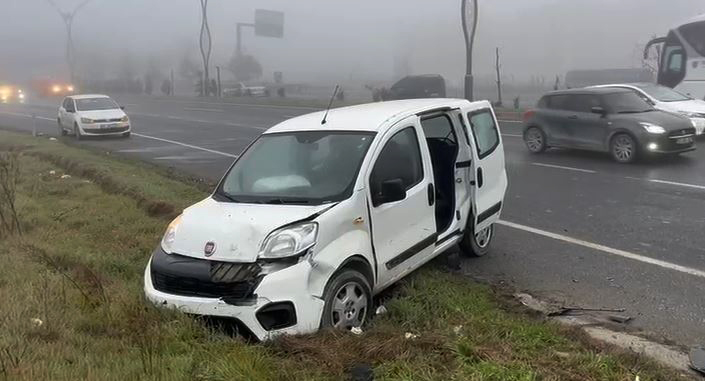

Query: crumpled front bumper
[143,248,325,341]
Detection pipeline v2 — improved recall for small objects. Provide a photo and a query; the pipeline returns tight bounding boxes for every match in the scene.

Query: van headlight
[160,215,182,254]
[640,122,666,134]
[259,222,318,260]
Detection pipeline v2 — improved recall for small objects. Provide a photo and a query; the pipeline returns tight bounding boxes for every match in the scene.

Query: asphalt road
[2,95,704,347]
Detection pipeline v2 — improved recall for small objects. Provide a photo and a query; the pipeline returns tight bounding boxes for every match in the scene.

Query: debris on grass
[690,346,705,374]
[375,305,387,316]
[609,314,633,324]
[49,170,56,175]
[404,332,419,340]
[31,318,44,327]
[60,174,71,179]
[350,327,363,335]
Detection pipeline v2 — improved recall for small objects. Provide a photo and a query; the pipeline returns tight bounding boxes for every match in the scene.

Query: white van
[144,99,507,340]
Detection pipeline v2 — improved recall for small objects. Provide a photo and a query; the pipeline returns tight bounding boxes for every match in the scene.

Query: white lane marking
[37,116,54,121]
[531,162,596,174]
[648,179,705,191]
[184,107,224,113]
[497,220,705,279]
[502,134,522,138]
[132,133,238,158]
[138,97,321,111]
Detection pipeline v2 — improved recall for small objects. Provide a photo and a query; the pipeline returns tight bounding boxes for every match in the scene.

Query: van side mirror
[373,178,406,206]
[591,106,606,115]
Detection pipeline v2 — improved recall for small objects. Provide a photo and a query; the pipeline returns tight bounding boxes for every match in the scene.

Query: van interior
[420,115,459,233]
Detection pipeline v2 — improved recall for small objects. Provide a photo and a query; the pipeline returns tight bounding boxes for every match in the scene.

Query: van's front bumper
[143,248,325,341]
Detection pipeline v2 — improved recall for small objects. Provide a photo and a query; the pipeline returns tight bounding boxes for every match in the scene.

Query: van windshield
[216,131,375,205]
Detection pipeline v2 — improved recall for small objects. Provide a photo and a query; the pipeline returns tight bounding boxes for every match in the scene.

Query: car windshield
[635,84,690,102]
[217,131,375,205]
[603,92,654,114]
[75,98,119,111]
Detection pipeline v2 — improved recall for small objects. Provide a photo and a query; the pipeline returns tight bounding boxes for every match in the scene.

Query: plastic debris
[608,314,633,324]
[350,327,363,335]
[404,332,419,340]
[49,137,57,141]
[453,325,463,335]
[49,170,56,175]
[60,174,71,179]
[30,318,43,327]
[634,376,640,381]
[375,305,388,316]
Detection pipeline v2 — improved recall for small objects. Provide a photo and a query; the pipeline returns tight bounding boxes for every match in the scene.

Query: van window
[370,127,424,196]
[420,114,457,144]
[468,110,500,158]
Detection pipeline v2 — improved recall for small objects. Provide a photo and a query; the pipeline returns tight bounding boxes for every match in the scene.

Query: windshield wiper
[213,192,240,203]
[263,198,313,205]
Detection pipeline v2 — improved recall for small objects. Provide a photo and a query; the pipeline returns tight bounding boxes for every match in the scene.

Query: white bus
[645,15,705,100]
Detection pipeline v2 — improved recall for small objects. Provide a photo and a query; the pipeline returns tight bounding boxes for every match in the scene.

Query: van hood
[657,99,705,116]
[77,109,126,120]
[169,197,332,262]
[613,110,693,131]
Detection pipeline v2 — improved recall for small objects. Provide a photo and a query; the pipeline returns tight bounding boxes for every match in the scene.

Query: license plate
[676,137,693,144]
[101,123,117,129]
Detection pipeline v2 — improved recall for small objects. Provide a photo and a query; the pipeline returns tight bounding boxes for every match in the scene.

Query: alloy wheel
[330,282,368,330]
[613,135,634,162]
[474,225,493,249]
[525,128,545,152]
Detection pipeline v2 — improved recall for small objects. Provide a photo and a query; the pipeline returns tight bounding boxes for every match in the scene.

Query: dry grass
[0,130,693,381]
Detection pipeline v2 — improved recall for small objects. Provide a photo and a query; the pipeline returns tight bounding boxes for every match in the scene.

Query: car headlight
[259,222,318,260]
[18,93,25,99]
[121,115,129,122]
[52,85,61,93]
[640,122,666,134]
[80,117,94,124]
[67,86,74,92]
[160,215,182,254]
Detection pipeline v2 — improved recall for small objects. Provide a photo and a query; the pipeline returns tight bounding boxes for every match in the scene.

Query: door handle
[568,115,578,120]
[476,168,484,188]
[427,183,435,206]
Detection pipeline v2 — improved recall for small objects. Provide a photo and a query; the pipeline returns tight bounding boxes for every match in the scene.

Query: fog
[3,0,705,89]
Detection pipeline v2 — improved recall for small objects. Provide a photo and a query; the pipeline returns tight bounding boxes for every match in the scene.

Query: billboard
[255,9,284,38]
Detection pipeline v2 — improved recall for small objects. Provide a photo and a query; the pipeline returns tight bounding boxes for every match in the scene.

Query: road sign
[255,9,284,38]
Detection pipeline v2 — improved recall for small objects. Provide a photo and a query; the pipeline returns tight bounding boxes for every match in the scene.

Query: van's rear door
[459,101,508,233]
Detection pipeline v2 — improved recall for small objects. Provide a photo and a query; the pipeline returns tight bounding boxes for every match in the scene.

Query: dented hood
[170,197,331,262]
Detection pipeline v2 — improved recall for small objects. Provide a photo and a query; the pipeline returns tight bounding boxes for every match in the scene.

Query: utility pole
[170,69,175,96]
[44,0,95,83]
[461,0,479,101]
[199,0,213,97]
[495,47,502,107]
[216,66,222,97]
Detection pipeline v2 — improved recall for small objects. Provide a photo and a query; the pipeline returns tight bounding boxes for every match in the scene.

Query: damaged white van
[144,99,507,340]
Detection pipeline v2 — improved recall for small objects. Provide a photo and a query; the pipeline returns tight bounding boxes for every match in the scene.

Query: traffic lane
[500,121,705,187]
[502,154,705,270]
[463,225,705,346]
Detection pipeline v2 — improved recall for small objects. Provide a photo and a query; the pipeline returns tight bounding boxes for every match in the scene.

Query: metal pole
[462,0,479,101]
[170,69,175,96]
[216,66,222,98]
[32,114,37,137]
[199,0,212,97]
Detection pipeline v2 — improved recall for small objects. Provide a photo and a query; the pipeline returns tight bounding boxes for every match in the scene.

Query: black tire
[459,223,494,258]
[74,124,83,140]
[122,131,131,138]
[524,127,547,153]
[58,120,67,136]
[610,133,637,164]
[320,269,372,331]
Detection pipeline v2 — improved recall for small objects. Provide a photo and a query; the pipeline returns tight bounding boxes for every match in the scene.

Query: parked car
[31,78,75,97]
[523,88,696,163]
[144,99,507,340]
[57,94,131,139]
[383,75,446,100]
[592,83,705,136]
[223,82,269,97]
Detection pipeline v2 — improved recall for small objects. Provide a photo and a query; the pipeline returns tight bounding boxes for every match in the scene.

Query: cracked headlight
[259,222,318,260]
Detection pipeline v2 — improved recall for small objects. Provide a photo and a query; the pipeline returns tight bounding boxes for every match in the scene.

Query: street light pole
[44,0,95,83]
[461,0,479,101]
[199,0,213,96]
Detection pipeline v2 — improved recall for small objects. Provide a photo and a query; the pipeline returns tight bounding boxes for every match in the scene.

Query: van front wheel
[459,224,494,257]
[320,270,372,331]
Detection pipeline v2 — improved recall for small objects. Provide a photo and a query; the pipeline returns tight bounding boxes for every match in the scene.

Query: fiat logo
[204,241,216,257]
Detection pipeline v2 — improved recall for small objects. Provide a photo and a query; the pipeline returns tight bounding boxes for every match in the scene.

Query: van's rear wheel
[320,270,372,331]
[460,224,494,257]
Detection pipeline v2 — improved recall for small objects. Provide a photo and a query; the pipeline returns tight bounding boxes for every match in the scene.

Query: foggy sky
[3,0,705,87]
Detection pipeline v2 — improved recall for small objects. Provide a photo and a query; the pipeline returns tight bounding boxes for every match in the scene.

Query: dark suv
[523,88,696,163]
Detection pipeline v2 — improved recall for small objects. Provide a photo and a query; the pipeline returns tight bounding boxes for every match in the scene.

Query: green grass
[0,131,688,380]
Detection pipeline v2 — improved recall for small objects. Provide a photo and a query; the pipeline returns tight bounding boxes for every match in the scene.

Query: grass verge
[0,130,689,380]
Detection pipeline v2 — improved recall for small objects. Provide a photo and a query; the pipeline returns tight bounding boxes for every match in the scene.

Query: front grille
[93,118,123,123]
[83,126,129,134]
[668,128,695,138]
[152,269,262,299]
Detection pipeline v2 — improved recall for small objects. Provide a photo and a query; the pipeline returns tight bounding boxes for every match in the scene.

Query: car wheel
[57,120,67,136]
[74,124,83,140]
[320,270,372,331]
[524,127,547,153]
[459,223,494,258]
[122,131,131,138]
[610,133,637,163]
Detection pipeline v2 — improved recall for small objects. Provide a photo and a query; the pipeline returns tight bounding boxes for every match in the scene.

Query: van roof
[266,98,482,134]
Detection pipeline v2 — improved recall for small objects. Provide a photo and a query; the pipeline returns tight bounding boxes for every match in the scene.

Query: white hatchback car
[593,83,705,136]
[144,99,507,340]
[57,94,131,139]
